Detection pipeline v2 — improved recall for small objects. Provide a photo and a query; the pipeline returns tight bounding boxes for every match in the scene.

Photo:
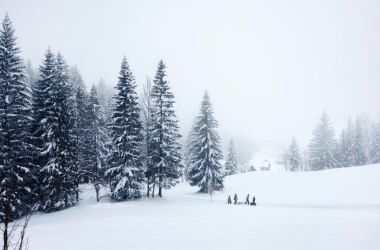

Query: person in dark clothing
[227,195,232,204]
[251,196,256,206]
[233,193,238,204]
[245,194,250,205]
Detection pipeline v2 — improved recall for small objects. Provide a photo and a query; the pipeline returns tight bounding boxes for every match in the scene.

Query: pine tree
[288,138,302,171]
[140,77,155,197]
[85,85,109,183]
[369,120,380,164]
[339,119,355,167]
[96,78,114,124]
[186,91,224,192]
[25,59,37,90]
[106,57,144,201]
[148,60,183,197]
[350,118,367,166]
[224,139,238,176]
[31,50,76,212]
[55,52,77,207]
[280,147,290,171]
[69,67,92,185]
[0,14,33,221]
[308,111,338,170]
[339,128,349,167]
[184,118,199,178]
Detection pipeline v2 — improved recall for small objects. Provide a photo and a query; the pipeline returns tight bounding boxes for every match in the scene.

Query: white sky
[2,0,380,161]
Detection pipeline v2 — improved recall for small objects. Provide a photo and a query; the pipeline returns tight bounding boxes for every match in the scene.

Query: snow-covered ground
[22,164,380,250]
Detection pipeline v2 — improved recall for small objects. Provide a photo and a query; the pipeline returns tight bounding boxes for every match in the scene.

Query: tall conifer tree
[106,57,144,201]
[148,60,182,197]
[224,139,238,176]
[186,91,224,192]
[369,120,380,164]
[288,138,302,171]
[32,50,76,212]
[0,14,33,220]
[85,85,109,182]
[351,118,367,166]
[67,67,90,202]
[308,111,338,170]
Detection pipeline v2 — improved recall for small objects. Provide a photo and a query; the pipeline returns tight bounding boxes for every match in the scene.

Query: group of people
[227,193,256,206]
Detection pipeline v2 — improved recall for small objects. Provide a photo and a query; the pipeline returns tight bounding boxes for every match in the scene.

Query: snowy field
[23,164,380,250]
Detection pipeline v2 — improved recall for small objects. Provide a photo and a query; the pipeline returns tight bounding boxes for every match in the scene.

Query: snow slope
[16,164,380,250]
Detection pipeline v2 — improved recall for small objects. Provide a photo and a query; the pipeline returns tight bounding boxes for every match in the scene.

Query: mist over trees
[1,12,379,229]
[288,138,302,172]
[282,112,380,171]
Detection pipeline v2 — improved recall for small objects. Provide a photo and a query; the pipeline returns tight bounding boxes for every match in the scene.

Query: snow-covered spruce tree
[340,119,356,167]
[224,139,238,176]
[369,120,380,164]
[55,53,77,197]
[148,60,183,197]
[96,78,114,124]
[31,50,76,212]
[186,91,224,193]
[279,147,290,171]
[339,128,349,167]
[308,111,338,171]
[184,118,199,179]
[350,118,367,166]
[288,138,302,171]
[67,67,90,201]
[106,57,144,201]
[69,67,92,184]
[84,85,109,183]
[25,59,37,90]
[0,14,33,221]
[140,77,155,197]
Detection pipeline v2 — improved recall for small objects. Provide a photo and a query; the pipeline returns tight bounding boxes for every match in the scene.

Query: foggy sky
[2,0,380,161]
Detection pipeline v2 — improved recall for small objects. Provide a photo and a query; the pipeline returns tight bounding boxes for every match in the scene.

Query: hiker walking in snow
[251,196,256,206]
[227,195,232,204]
[234,193,238,204]
[245,194,250,205]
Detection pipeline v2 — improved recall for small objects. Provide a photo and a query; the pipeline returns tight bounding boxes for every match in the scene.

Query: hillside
[18,164,380,250]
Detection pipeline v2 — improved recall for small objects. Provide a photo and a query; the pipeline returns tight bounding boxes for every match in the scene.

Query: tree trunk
[3,219,8,250]
[158,186,162,197]
[3,204,9,250]
[75,181,79,202]
[152,174,155,198]
[158,174,162,197]
[146,181,150,198]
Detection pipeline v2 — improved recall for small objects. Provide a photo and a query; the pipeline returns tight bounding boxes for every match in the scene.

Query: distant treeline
[282,111,380,171]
